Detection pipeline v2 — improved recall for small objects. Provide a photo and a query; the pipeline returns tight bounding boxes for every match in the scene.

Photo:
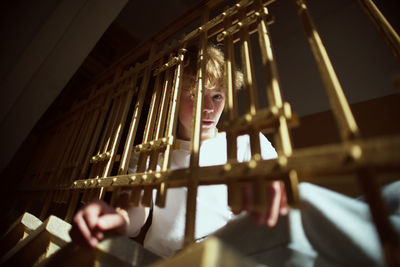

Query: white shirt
[130,132,277,257]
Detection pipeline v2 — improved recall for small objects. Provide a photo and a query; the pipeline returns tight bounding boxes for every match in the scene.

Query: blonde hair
[183,44,243,91]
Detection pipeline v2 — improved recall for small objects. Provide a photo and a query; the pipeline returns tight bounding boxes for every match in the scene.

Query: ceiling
[45,0,200,118]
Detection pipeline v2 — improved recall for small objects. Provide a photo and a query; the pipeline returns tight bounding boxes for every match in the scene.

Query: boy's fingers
[82,201,105,230]
[72,211,97,247]
[266,181,282,227]
[93,228,104,241]
[238,180,289,227]
[253,212,267,225]
[241,183,253,212]
[279,182,289,216]
[71,200,117,248]
[97,213,127,234]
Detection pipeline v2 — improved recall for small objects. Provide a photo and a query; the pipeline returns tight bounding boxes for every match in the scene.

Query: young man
[70,44,286,257]
[70,45,399,266]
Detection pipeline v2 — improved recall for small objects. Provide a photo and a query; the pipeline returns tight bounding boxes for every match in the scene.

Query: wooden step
[0,214,71,266]
[0,212,42,256]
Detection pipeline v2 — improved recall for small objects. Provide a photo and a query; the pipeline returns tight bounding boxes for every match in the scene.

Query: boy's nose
[203,96,214,113]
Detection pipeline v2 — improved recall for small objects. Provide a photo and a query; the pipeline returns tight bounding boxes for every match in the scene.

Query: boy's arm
[70,196,149,248]
[122,205,150,237]
[235,133,288,227]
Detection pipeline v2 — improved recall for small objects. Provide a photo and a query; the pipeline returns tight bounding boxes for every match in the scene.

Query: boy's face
[178,85,225,141]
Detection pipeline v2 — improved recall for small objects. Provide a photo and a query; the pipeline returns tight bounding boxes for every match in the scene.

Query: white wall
[0,0,128,173]
[263,0,400,116]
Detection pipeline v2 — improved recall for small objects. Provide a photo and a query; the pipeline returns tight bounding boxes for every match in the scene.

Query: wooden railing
[4,0,400,266]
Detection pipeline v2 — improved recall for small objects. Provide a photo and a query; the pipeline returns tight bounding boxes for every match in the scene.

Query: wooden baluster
[117,65,140,175]
[141,58,165,208]
[295,0,359,142]
[184,8,210,247]
[222,7,241,214]
[256,3,299,207]
[126,44,158,206]
[358,0,400,62]
[156,48,187,207]
[238,2,269,214]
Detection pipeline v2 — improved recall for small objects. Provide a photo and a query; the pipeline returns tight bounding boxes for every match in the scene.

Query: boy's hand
[238,181,289,227]
[70,200,128,248]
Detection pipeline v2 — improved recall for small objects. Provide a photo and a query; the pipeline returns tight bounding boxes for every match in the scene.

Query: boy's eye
[213,94,223,100]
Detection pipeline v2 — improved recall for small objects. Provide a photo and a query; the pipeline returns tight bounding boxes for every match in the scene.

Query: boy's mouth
[202,120,214,127]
